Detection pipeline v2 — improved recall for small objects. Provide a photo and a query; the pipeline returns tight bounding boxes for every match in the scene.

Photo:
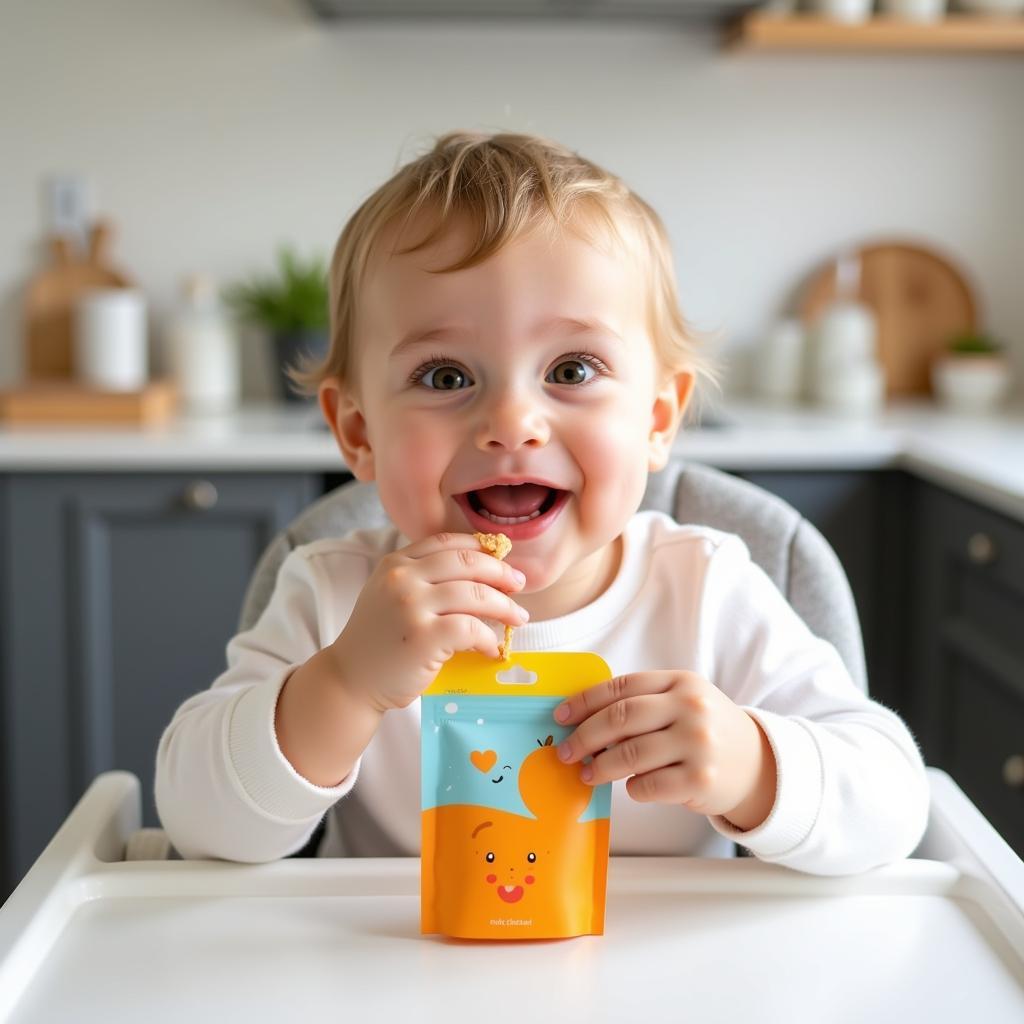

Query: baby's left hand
[553,671,777,831]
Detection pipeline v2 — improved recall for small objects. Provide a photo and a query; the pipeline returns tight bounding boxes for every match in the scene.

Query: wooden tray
[0,770,1021,1023]
[800,241,978,397]
[0,381,176,426]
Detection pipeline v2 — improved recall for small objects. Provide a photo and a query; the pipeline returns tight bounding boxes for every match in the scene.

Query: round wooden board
[800,242,978,397]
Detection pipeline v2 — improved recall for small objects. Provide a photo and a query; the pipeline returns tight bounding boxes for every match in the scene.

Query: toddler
[156,131,928,874]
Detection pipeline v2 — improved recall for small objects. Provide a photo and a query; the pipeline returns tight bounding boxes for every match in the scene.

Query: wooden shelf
[726,13,1024,52]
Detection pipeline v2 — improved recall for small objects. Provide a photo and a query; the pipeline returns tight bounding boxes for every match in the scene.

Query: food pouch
[421,650,612,940]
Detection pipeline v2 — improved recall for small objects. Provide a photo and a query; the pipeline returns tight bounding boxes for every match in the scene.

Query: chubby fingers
[385,534,528,650]
[553,674,681,782]
[419,547,526,591]
[427,581,529,631]
[416,545,528,628]
[401,531,491,560]
[401,533,527,590]
[554,673,675,730]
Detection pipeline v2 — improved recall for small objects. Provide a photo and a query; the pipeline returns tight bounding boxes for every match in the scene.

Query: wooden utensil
[0,380,176,426]
[800,242,978,397]
[23,219,134,379]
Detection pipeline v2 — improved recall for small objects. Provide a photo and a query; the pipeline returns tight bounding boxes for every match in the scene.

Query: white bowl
[931,355,1012,413]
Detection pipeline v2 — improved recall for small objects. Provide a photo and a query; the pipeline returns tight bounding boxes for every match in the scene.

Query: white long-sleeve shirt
[155,510,929,876]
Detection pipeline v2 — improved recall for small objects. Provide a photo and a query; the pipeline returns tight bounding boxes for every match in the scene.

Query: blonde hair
[291,130,719,418]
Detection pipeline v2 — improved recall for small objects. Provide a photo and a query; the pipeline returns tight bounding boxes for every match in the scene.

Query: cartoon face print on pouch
[473,819,542,904]
[468,736,594,909]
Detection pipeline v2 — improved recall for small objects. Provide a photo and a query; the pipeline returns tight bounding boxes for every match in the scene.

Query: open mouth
[467,484,561,526]
[497,884,524,904]
[455,482,570,541]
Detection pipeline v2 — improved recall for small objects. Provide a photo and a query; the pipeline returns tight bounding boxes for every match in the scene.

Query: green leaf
[947,331,1002,356]
[221,244,330,332]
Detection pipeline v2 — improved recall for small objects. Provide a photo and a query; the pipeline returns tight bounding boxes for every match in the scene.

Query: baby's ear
[647,370,694,473]
[320,378,375,482]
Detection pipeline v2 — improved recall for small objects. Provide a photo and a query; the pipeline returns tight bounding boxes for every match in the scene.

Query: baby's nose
[474,393,550,452]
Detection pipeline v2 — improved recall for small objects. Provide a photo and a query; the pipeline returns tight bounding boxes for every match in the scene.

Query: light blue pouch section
[421,695,610,824]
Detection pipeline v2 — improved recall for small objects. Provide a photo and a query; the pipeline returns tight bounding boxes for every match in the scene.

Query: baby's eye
[410,359,472,391]
[485,851,495,863]
[527,852,537,863]
[546,353,608,387]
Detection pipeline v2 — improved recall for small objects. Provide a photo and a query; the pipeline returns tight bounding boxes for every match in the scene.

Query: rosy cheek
[486,874,497,884]
[525,875,535,885]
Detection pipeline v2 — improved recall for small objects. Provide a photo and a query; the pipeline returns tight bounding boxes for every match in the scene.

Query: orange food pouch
[421,651,612,940]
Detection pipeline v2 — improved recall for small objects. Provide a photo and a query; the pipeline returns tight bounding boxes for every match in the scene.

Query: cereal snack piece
[473,531,514,660]
[474,531,511,562]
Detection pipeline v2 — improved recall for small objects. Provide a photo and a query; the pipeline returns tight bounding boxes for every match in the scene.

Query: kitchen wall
[2,0,1023,401]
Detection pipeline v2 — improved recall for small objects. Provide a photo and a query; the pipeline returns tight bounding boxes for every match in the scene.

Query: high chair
[3,462,1022,1021]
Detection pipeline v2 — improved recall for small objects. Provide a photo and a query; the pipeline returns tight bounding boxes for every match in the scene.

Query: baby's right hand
[329,532,529,713]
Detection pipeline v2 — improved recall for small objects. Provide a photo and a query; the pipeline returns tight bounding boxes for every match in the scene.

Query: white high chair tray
[1,770,1022,1023]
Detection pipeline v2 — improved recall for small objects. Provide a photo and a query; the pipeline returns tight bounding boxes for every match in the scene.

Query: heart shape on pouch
[470,750,498,774]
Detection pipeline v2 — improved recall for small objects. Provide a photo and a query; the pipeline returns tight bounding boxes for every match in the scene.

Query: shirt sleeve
[698,533,930,875]
[154,547,361,863]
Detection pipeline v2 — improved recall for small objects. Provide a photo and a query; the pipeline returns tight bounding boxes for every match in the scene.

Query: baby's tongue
[475,483,550,517]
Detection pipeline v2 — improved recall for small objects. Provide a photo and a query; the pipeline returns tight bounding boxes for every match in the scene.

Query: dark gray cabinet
[730,471,1024,856]
[0,472,318,898]
[731,470,914,716]
[909,482,1024,855]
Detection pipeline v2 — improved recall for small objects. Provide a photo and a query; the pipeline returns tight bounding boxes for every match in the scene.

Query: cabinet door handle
[1004,755,1024,790]
[966,532,997,565]
[182,480,219,511]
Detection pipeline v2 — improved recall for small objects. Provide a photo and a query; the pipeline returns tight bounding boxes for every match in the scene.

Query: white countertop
[2,397,1023,523]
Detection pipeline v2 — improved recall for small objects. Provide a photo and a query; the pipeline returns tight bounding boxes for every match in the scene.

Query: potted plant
[930,331,1012,413]
[223,246,329,403]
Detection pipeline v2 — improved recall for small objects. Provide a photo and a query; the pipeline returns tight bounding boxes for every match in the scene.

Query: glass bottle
[166,274,240,413]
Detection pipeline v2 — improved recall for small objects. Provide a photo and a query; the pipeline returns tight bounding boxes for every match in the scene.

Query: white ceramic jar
[810,253,885,415]
[813,0,875,22]
[74,288,148,391]
[880,0,946,19]
[814,301,876,371]
[817,362,885,416]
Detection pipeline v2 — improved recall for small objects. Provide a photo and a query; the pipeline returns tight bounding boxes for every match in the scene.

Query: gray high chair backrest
[238,458,868,694]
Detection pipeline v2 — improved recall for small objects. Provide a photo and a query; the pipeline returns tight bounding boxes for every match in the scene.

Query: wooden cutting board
[799,242,978,397]
[23,219,134,379]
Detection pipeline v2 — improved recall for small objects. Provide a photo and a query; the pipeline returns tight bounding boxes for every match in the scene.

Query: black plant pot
[272,328,329,403]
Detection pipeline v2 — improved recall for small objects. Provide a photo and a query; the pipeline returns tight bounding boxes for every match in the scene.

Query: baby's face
[324,215,691,612]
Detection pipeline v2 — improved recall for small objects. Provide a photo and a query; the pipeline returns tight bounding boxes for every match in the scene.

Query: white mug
[75,288,148,391]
